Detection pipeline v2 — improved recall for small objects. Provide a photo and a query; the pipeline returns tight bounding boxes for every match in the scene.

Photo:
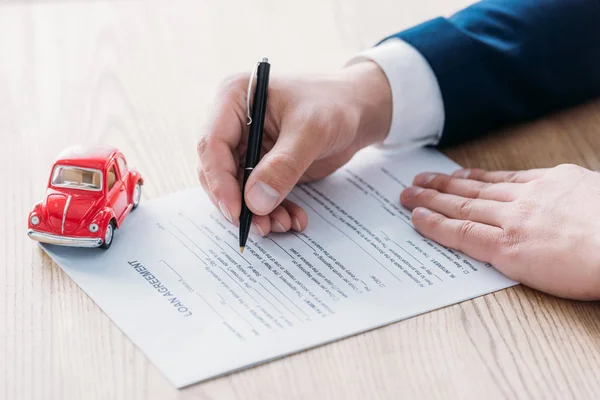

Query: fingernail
[218,201,232,223]
[271,221,286,233]
[453,169,470,178]
[250,222,265,237]
[413,207,432,218]
[292,217,302,232]
[247,181,280,214]
[414,173,436,185]
[404,186,424,197]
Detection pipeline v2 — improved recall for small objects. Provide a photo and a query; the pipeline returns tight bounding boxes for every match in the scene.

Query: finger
[197,167,216,206]
[269,205,292,232]
[199,138,241,223]
[244,121,323,216]
[280,199,308,231]
[250,214,271,237]
[453,168,547,183]
[204,164,271,236]
[411,207,503,263]
[198,76,248,223]
[413,172,520,202]
[401,186,506,227]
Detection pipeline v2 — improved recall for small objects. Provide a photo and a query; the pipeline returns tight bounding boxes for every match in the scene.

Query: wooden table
[2,1,600,399]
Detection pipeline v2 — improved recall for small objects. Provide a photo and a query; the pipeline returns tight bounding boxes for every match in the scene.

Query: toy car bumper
[28,229,103,248]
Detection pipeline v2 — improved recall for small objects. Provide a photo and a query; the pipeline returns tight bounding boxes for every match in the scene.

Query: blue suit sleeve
[383,0,600,146]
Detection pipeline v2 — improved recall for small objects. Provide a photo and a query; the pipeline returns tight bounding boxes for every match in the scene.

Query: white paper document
[43,147,516,388]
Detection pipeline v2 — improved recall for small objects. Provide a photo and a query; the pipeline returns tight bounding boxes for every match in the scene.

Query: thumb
[244,127,321,215]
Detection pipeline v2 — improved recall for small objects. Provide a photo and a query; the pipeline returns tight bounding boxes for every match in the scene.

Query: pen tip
[240,246,245,253]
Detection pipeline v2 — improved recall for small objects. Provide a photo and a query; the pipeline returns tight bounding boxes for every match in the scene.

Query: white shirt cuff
[347,39,445,148]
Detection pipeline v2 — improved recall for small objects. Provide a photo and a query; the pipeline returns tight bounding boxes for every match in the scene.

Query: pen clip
[246,62,260,126]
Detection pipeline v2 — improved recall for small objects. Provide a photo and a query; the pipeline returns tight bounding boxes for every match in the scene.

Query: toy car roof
[54,145,121,170]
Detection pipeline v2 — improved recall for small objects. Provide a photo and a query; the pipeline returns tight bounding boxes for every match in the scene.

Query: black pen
[239,57,270,253]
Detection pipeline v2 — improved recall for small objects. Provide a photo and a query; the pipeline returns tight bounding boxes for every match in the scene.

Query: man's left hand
[401,164,600,300]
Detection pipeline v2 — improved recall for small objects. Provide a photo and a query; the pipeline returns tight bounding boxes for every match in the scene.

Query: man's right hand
[197,61,392,237]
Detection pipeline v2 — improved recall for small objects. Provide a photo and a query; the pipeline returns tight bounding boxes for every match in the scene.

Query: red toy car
[28,145,143,249]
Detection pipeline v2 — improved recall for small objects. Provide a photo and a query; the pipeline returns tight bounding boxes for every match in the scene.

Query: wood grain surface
[2,1,600,399]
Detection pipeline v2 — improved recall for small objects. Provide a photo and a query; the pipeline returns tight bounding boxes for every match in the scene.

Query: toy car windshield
[51,166,102,191]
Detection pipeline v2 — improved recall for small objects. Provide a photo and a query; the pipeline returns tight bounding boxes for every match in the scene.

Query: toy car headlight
[89,223,99,233]
[30,214,40,226]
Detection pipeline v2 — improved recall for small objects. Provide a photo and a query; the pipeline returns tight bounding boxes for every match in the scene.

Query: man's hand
[401,164,600,300]
[198,62,391,236]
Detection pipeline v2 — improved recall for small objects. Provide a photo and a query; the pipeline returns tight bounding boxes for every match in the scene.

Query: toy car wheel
[132,182,142,209]
[101,221,115,250]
